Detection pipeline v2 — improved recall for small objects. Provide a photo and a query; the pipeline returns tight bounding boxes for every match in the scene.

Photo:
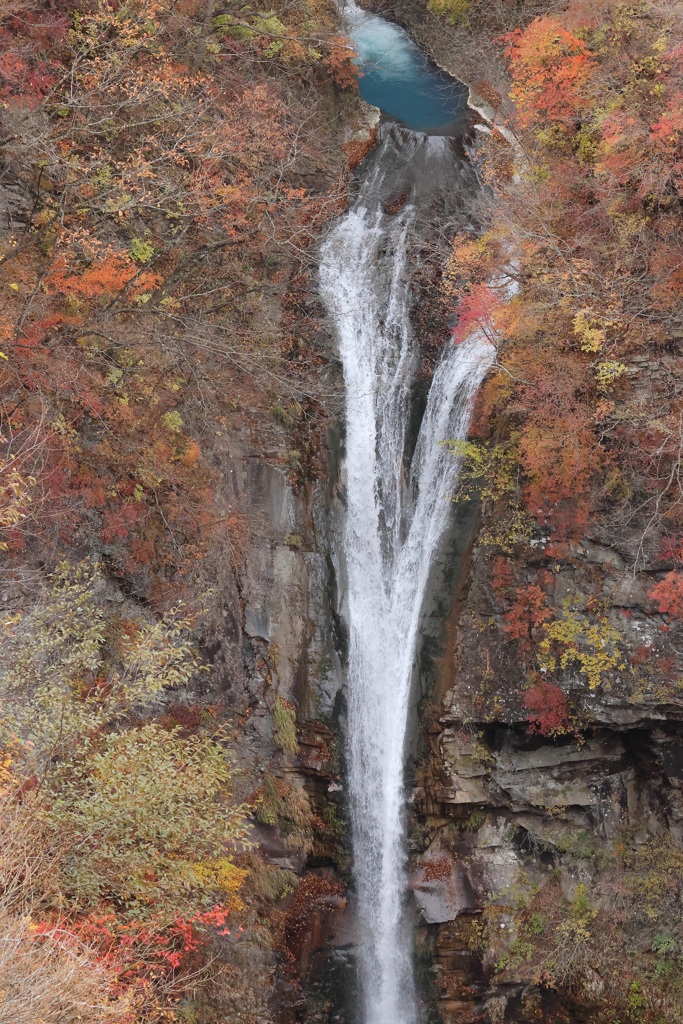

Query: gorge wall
[174,4,683,1019]
[361,3,683,1024]
[249,4,683,1022]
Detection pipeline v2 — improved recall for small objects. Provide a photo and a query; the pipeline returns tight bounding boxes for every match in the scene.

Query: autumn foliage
[649,572,683,620]
[505,18,596,128]
[447,0,683,563]
[0,0,347,596]
[0,0,351,1019]
[503,583,551,651]
[523,680,572,737]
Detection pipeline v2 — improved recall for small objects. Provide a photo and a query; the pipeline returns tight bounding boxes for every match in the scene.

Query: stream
[319,5,494,1023]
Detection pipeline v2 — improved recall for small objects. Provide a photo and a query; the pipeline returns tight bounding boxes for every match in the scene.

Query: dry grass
[0,798,130,1024]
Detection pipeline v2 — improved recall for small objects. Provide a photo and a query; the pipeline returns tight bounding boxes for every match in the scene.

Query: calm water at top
[340,0,468,136]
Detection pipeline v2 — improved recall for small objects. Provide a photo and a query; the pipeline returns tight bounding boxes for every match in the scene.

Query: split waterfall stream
[319,5,495,1023]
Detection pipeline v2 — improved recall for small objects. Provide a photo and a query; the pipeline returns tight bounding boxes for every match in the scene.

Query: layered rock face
[410,529,683,1023]
[213,446,353,1023]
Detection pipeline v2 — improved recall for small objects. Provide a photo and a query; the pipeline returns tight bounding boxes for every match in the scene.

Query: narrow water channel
[319,5,494,1023]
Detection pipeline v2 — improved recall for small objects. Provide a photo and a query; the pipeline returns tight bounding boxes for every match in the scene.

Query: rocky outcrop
[409,522,683,1023]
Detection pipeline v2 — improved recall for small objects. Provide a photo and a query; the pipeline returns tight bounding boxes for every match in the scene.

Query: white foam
[320,123,494,1024]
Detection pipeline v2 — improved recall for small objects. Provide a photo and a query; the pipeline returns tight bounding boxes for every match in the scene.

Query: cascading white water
[320,116,494,1024]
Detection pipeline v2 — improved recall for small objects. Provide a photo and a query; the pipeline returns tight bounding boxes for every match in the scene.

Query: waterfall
[319,119,494,1024]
